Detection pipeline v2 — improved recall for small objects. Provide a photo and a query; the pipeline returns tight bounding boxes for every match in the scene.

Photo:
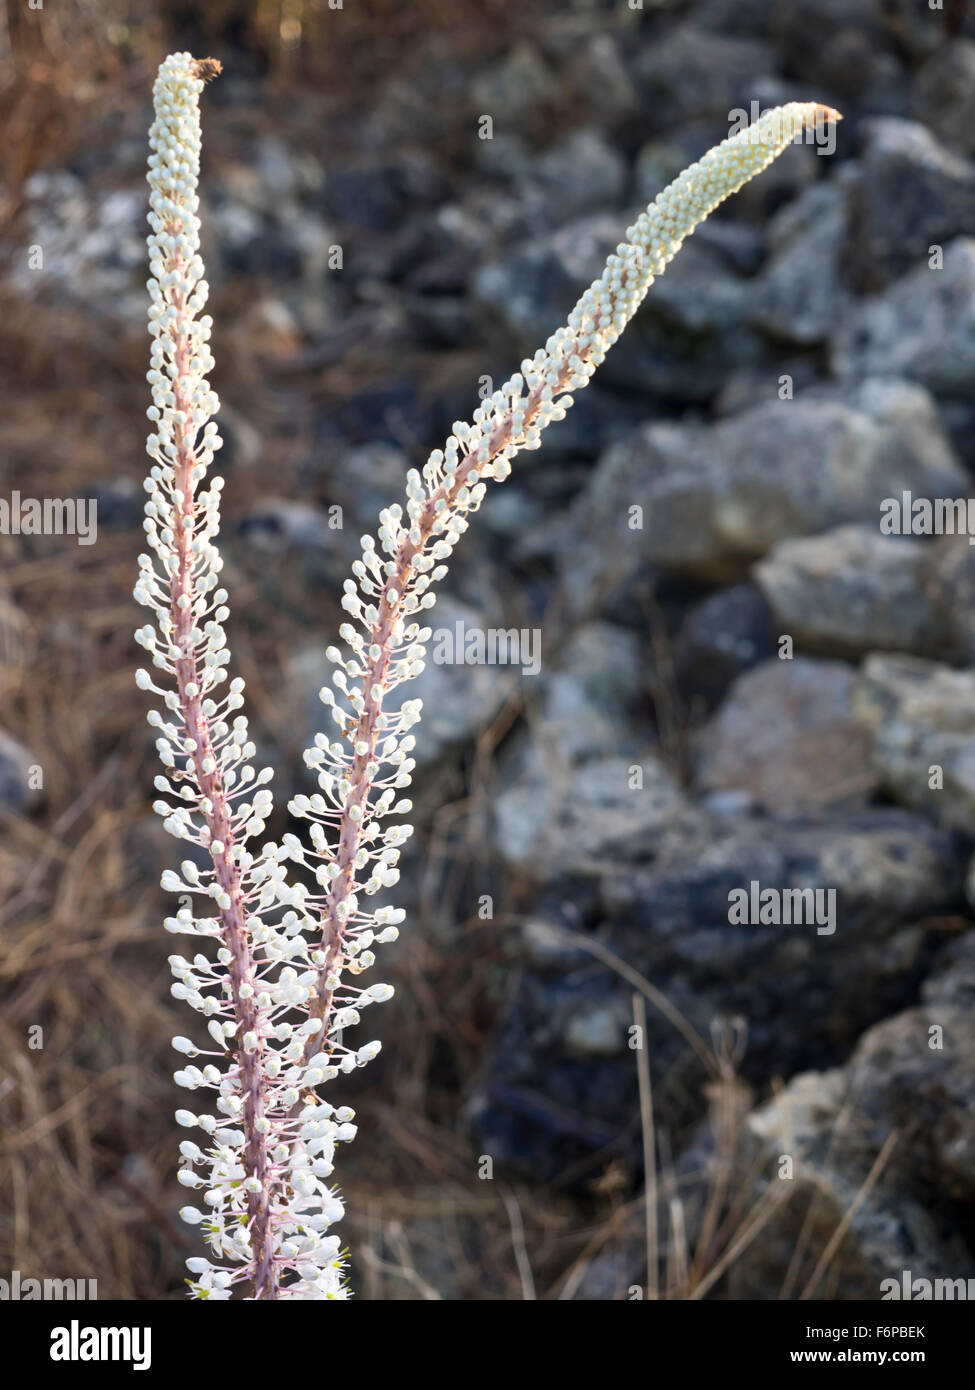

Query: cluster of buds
[137,53,837,1299]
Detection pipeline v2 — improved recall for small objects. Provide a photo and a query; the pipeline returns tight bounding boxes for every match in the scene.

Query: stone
[694,658,878,816]
[316,441,411,525]
[321,156,442,234]
[846,118,975,291]
[470,44,559,133]
[530,129,627,219]
[561,31,641,127]
[633,127,715,208]
[237,498,354,593]
[472,212,618,347]
[841,999,975,1202]
[923,931,975,1010]
[879,0,975,62]
[601,810,962,1077]
[533,622,647,764]
[699,0,903,108]
[930,535,975,664]
[748,178,849,344]
[855,654,975,835]
[476,808,963,1177]
[676,584,775,710]
[911,40,975,157]
[14,172,144,312]
[832,238,975,398]
[754,524,950,659]
[732,1064,975,1298]
[632,27,776,127]
[493,749,686,878]
[561,377,965,609]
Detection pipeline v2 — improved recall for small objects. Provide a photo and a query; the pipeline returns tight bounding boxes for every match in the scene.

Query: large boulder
[754,524,951,660]
[474,809,965,1176]
[561,377,965,610]
[694,658,878,816]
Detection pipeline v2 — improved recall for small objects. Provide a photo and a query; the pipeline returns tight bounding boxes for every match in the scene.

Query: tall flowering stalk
[135,51,838,1299]
[136,54,354,1301]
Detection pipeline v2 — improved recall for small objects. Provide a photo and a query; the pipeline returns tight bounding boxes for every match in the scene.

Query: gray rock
[856,654,975,834]
[930,534,975,664]
[14,172,144,313]
[470,43,558,132]
[694,219,766,277]
[534,622,647,764]
[640,239,751,336]
[733,1064,975,1298]
[253,135,305,201]
[911,40,975,157]
[531,129,628,218]
[600,810,961,1087]
[700,0,903,107]
[475,127,628,235]
[879,0,973,62]
[754,524,950,659]
[476,808,962,1177]
[362,60,472,150]
[748,178,849,344]
[842,1000,975,1202]
[633,127,714,208]
[677,584,775,710]
[846,119,975,291]
[561,31,641,126]
[493,749,686,878]
[471,132,535,185]
[694,658,878,817]
[319,441,411,525]
[393,594,520,769]
[833,238,975,397]
[564,996,634,1059]
[712,358,824,416]
[923,931,975,1010]
[632,27,775,127]
[562,377,965,608]
[518,918,594,974]
[472,211,617,346]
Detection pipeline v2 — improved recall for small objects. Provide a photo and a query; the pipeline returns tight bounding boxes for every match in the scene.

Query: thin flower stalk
[136,54,353,1301]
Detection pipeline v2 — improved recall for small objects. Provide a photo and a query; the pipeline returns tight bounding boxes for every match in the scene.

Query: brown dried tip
[815,104,843,124]
[192,58,223,83]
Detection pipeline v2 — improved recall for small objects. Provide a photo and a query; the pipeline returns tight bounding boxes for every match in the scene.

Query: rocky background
[2,0,975,1299]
